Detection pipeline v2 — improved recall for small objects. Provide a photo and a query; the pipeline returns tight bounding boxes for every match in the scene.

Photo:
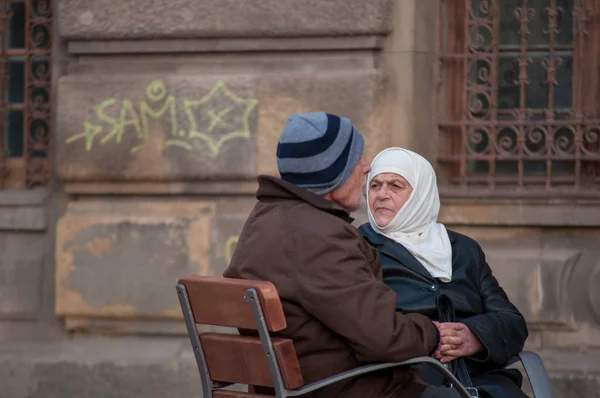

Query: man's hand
[432,322,483,363]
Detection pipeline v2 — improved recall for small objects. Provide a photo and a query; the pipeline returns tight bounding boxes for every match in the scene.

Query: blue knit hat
[276,112,365,195]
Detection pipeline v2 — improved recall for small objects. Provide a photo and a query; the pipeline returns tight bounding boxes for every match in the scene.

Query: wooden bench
[176,276,554,398]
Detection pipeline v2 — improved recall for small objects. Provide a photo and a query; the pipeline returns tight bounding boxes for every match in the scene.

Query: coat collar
[256,175,353,222]
[358,223,457,281]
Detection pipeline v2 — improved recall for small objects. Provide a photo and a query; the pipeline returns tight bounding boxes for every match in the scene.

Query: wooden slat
[200,333,304,389]
[178,276,286,332]
[214,391,273,398]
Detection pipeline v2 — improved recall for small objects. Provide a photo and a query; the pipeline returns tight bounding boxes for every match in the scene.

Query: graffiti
[65,80,258,157]
[224,235,240,264]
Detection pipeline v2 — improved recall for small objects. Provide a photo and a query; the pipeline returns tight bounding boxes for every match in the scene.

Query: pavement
[0,337,597,398]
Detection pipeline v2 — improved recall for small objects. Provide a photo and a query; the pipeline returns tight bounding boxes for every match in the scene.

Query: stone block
[542,351,600,398]
[523,331,542,351]
[58,0,392,40]
[439,202,600,227]
[0,337,253,398]
[386,0,416,53]
[0,182,47,232]
[55,199,258,330]
[57,75,259,182]
[257,70,390,175]
[483,246,578,329]
[589,260,600,323]
[542,323,600,349]
[57,70,388,184]
[210,214,249,278]
[381,51,416,149]
[0,338,201,398]
[550,374,600,398]
[0,207,46,231]
[413,0,438,53]
[411,52,438,160]
[0,234,45,318]
[55,200,215,320]
[0,189,47,206]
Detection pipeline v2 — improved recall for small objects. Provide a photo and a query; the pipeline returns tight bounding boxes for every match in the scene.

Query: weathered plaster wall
[53,0,393,334]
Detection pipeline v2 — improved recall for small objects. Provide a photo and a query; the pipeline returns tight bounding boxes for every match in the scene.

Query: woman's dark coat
[359,223,529,398]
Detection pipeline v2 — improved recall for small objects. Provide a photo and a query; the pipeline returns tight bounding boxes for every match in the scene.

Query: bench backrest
[177,276,304,397]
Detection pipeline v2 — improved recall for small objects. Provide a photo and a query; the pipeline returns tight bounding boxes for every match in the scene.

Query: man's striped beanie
[276,112,365,195]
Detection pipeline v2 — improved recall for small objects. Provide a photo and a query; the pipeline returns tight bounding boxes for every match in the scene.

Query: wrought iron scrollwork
[0,0,52,188]
[25,0,53,187]
[437,0,600,197]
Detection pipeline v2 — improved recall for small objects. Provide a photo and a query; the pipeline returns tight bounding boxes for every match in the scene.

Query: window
[1,0,52,189]
[437,0,600,198]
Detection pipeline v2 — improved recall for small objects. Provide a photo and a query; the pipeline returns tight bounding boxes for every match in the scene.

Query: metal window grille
[437,0,600,199]
[0,0,52,189]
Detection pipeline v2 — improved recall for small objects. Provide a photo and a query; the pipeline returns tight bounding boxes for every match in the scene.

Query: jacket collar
[359,223,457,281]
[360,223,457,244]
[256,175,353,222]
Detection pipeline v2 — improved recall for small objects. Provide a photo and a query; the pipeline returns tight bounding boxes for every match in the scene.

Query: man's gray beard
[352,183,367,212]
[358,189,367,209]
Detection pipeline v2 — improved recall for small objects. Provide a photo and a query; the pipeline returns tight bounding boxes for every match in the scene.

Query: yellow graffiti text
[66,80,258,157]
[224,235,240,264]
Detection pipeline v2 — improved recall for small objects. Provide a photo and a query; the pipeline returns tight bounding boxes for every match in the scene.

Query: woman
[359,148,529,398]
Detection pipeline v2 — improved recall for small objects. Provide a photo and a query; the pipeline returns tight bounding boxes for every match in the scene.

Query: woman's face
[368,172,413,227]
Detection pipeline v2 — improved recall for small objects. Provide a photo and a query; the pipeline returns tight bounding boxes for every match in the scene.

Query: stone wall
[0,0,596,397]
[0,190,56,342]
[54,0,392,335]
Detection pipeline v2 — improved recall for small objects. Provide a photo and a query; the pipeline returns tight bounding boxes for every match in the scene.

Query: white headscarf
[367,148,453,282]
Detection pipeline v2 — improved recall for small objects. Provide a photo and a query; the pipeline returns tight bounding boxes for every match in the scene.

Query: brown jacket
[224,176,439,398]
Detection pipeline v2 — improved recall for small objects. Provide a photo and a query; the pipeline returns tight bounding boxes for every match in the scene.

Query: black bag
[436,294,479,398]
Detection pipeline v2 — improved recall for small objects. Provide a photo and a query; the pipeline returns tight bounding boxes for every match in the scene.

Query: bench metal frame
[177,284,555,398]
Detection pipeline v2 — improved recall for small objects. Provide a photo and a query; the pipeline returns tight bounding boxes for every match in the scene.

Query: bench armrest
[286,356,473,398]
[515,351,554,398]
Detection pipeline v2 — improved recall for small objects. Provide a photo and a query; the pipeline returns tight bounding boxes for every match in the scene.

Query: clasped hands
[432,321,483,363]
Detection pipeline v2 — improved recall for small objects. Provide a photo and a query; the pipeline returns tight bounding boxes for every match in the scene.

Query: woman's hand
[433,321,484,363]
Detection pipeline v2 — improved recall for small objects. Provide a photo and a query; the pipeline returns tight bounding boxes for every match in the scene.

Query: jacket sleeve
[461,243,529,366]
[292,227,439,364]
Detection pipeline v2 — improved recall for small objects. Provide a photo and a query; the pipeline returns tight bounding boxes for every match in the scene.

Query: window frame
[436,0,600,200]
[0,0,53,189]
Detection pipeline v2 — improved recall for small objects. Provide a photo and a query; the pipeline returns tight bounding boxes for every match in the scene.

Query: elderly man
[224,112,459,398]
